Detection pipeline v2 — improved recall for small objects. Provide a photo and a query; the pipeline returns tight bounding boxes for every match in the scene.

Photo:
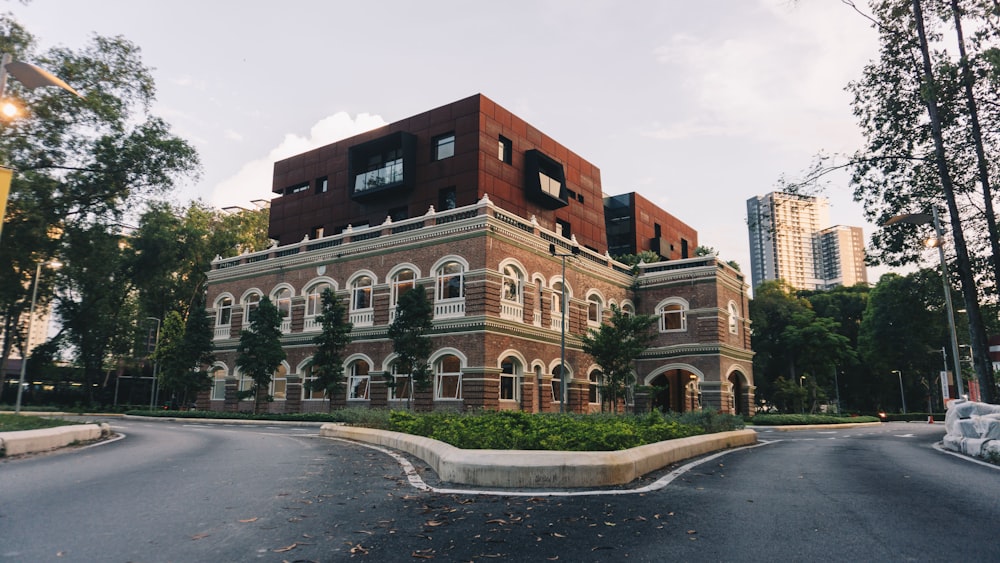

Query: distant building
[204,94,754,415]
[746,191,867,291]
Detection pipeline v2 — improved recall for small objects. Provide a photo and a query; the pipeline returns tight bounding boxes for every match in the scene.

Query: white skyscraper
[747,191,866,291]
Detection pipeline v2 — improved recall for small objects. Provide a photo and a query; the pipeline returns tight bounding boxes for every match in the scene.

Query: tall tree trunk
[950,0,1000,295]
[912,0,995,403]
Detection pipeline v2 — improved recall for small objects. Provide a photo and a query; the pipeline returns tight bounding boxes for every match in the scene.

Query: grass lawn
[0,413,83,432]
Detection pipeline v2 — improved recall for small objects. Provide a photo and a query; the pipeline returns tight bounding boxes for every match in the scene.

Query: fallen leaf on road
[239,517,258,523]
[487,519,508,525]
[551,532,566,538]
[412,548,435,558]
[687,530,697,535]
[350,544,368,554]
[191,533,210,540]
[604,522,616,527]
[425,520,445,527]
[56,552,65,557]
[273,543,297,553]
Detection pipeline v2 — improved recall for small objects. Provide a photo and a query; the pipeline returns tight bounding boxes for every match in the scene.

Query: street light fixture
[892,370,907,414]
[884,208,964,398]
[14,260,61,414]
[549,242,579,413]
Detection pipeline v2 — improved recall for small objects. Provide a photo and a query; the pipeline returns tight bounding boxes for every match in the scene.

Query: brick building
[203,94,754,415]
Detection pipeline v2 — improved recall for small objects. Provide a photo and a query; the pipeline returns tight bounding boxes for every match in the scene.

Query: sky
[11,0,888,278]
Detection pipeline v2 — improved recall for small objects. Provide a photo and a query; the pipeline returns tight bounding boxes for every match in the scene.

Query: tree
[309,288,352,411]
[235,297,285,414]
[387,284,433,409]
[0,15,199,400]
[859,271,950,412]
[153,294,215,408]
[581,304,656,413]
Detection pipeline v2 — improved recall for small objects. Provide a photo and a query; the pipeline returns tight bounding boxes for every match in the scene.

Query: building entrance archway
[648,368,700,412]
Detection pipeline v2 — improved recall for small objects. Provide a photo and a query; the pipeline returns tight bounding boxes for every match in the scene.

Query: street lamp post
[884,209,965,398]
[146,317,161,410]
[892,370,907,414]
[14,260,60,414]
[549,243,579,414]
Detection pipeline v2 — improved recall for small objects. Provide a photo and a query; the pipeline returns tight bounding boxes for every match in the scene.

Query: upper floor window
[433,133,455,161]
[216,296,233,327]
[501,264,523,304]
[304,282,333,331]
[657,299,688,332]
[391,269,416,307]
[587,293,604,325]
[437,262,464,300]
[351,275,373,311]
[273,287,292,330]
[438,186,457,211]
[243,292,262,321]
[315,176,328,194]
[498,135,512,164]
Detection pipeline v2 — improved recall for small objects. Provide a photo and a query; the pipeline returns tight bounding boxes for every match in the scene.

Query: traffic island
[0,423,112,457]
[320,424,757,488]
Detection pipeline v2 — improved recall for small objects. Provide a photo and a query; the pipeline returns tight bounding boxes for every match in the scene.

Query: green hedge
[124,407,393,428]
[0,413,85,432]
[748,414,881,425]
[387,409,745,451]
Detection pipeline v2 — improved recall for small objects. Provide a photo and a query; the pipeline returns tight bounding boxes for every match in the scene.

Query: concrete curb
[123,414,329,427]
[0,423,112,457]
[320,424,758,488]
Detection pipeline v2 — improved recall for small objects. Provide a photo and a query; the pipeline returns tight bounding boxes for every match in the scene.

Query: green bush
[0,413,84,432]
[124,407,393,428]
[749,413,881,425]
[387,409,729,451]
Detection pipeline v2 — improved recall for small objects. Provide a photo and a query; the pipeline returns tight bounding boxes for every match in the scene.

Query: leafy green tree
[309,288,352,411]
[387,284,433,408]
[780,310,856,413]
[153,294,215,408]
[235,297,285,414]
[859,271,949,412]
[0,15,199,400]
[581,304,656,413]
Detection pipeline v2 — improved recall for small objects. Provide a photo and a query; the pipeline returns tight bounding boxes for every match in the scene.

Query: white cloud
[210,112,386,208]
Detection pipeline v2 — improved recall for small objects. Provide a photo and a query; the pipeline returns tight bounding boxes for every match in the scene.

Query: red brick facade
[204,95,753,415]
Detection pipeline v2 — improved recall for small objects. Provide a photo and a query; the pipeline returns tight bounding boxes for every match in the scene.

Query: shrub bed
[0,413,85,432]
[749,414,881,425]
[124,407,393,428]
[388,409,745,451]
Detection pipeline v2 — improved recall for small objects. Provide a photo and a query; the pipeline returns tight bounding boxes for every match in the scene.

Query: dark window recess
[315,177,328,194]
[567,189,577,201]
[388,206,408,222]
[348,131,417,202]
[654,223,662,238]
[577,194,584,203]
[681,239,689,258]
[556,219,572,240]
[524,149,568,209]
[285,182,309,195]
[438,187,457,211]
[433,133,455,160]
[498,135,512,163]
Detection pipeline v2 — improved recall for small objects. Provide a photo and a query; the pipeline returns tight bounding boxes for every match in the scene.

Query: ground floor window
[348,361,370,400]
[389,362,412,401]
[500,357,521,402]
[435,354,462,400]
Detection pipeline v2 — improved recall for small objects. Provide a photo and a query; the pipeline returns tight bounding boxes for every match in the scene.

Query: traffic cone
[928,415,934,424]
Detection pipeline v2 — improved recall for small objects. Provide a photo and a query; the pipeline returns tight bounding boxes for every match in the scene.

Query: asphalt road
[1,420,997,562]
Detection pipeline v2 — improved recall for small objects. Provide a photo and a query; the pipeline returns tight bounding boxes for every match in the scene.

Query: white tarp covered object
[942,399,1000,459]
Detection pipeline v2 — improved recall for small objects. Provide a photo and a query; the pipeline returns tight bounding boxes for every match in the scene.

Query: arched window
[389,360,412,401]
[435,354,462,400]
[347,360,370,400]
[214,296,233,340]
[437,261,464,300]
[551,281,567,332]
[621,302,635,318]
[434,260,466,319]
[301,361,321,400]
[500,357,522,402]
[349,274,374,326]
[210,364,227,400]
[657,298,688,332]
[270,363,288,400]
[589,369,603,404]
[390,268,416,322]
[587,293,604,326]
[304,282,333,331]
[551,364,567,404]
[502,264,522,304]
[728,301,740,335]
[243,292,262,321]
[273,287,293,333]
